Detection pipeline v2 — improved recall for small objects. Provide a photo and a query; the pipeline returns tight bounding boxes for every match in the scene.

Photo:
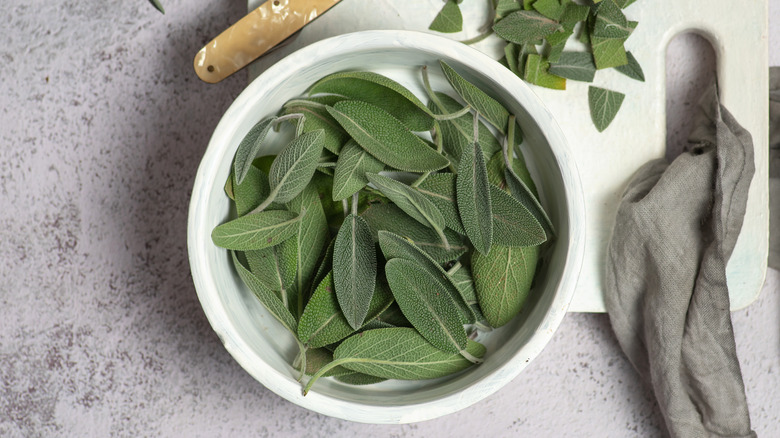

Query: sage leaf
[234,165,283,216]
[614,0,637,8]
[234,116,276,185]
[365,173,449,248]
[491,184,546,246]
[298,273,393,348]
[505,167,555,239]
[592,0,632,40]
[473,244,540,327]
[450,264,476,304]
[504,43,521,76]
[224,170,235,200]
[268,129,326,204]
[327,101,449,172]
[614,51,645,82]
[303,348,352,377]
[385,258,473,359]
[283,97,349,154]
[495,0,522,20]
[439,60,510,134]
[311,237,335,294]
[311,72,434,132]
[361,203,467,264]
[211,210,300,250]
[560,3,590,30]
[545,29,573,64]
[148,0,165,14]
[416,173,465,235]
[429,0,463,33]
[374,302,412,327]
[245,245,296,307]
[427,92,502,164]
[457,141,493,254]
[378,231,473,324]
[524,54,566,90]
[591,36,628,70]
[303,327,485,394]
[492,10,564,46]
[548,52,597,83]
[533,0,567,20]
[333,213,377,330]
[334,372,386,385]
[332,140,385,201]
[232,251,298,333]
[588,86,625,132]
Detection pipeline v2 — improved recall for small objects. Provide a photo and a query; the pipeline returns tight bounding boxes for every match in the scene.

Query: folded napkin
[605,81,756,438]
[769,67,779,269]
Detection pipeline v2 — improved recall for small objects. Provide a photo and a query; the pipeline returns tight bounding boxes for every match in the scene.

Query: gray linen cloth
[605,81,756,438]
[769,67,779,269]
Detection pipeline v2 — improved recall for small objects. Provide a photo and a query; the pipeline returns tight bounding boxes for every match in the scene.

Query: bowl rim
[187,29,586,424]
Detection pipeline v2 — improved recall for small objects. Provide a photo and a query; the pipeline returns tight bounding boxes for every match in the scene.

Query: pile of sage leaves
[212,61,554,395]
[430,0,644,132]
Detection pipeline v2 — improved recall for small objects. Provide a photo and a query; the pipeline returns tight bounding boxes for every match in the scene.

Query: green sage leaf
[548,52,597,83]
[148,0,165,14]
[303,327,485,394]
[439,60,510,134]
[591,36,628,70]
[495,0,522,21]
[492,10,564,46]
[490,184,546,247]
[473,244,539,327]
[211,210,300,251]
[334,372,387,385]
[245,245,296,307]
[545,29,573,64]
[427,92,502,164]
[311,72,434,132]
[416,172,465,235]
[614,51,645,82]
[332,140,385,201]
[232,251,297,333]
[234,116,276,185]
[450,264,477,304]
[524,54,566,90]
[298,273,393,348]
[505,167,555,239]
[429,0,463,33]
[457,141,493,254]
[588,86,625,132]
[374,302,412,327]
[283,97,349,154]
[560,3,590,30]
[385,258,471,357]
[333,213,377,330]
[592,0,632,40]
[361,203,467,264]
[268,129,326,204]
[234,165,284,216]
[303,348,352,377]
[533,0,567,20]
[327,101,449,172]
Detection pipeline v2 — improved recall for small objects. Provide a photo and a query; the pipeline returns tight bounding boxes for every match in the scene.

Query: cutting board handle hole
[665,32,717,161]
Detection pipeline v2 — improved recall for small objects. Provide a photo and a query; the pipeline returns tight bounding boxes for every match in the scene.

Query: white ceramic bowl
[188,30,585,424]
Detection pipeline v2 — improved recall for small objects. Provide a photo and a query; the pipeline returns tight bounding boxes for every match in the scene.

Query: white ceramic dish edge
[188,30,586,424]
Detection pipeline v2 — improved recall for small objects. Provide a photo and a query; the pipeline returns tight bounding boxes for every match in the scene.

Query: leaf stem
[431,105,472,121]
[351,193,358,216]
[249,187,280,215]
[446,261,462,276]
[460,349,484,364]
[295,338,308,382]
[506,115,516,168]
[317,162,336,168]
[302,358,353,395]
[274,113,307,137]
[422,66,447,111]
[459,30,494,45]
[434,225,452,252]
[410,172,430,188]
[342,199,349,218]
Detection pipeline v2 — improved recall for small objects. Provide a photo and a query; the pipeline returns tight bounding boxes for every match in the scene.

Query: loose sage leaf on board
[334,372,387,385]
[298,273,393,348]
[429,0,463,33]
[614,51,645,82]
[211,210,300,250]
[524,54,566,90]
[148,0,165,13]
[327,101,449,172]
[283,98,349,155]
[533,0,567,20]
[495,0,522,21]
[311,72,434,132]
[303,348,352,377]
[591,36,628,70]
[267,129,326,204]
[303,327,485,394]
[592,0,632,40]
[416,172,466,235]
[457,142,493,254]
[492,10,564,46]
[516,43,539,82]
[333,213,377,330]
[385,258,470,357]
[232,251,298,334]
[439,60,510,134]
[361,203,467,264]
[427,92,502,165]
[472,244,540,327]
[366,173,448,241]
[450,264,477,304]
[588,86,625,132]
[504,43,522,76]
[560,3,589,30]
[378,231,473,323]
[545,29,573,64]
[548,52,597,83]
[614,0,638,8]
[332,140,385,201]
[491,184,546,247]
[234,116,276,185]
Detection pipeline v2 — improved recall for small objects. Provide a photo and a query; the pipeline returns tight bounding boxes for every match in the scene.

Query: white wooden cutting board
[247,0,769,312]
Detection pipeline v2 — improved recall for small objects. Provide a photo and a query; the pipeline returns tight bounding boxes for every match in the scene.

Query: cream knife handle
[194,0,341,84]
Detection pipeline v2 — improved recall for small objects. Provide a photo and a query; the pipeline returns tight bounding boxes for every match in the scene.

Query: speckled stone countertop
[2,1,778,436]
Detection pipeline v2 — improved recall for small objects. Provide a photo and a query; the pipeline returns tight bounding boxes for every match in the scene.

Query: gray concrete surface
[1,1,778,436]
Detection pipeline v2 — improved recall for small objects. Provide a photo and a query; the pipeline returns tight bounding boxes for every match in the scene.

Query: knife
[194,0,343,84]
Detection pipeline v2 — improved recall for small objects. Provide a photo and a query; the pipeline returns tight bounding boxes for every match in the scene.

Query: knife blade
[194,0,343,84]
